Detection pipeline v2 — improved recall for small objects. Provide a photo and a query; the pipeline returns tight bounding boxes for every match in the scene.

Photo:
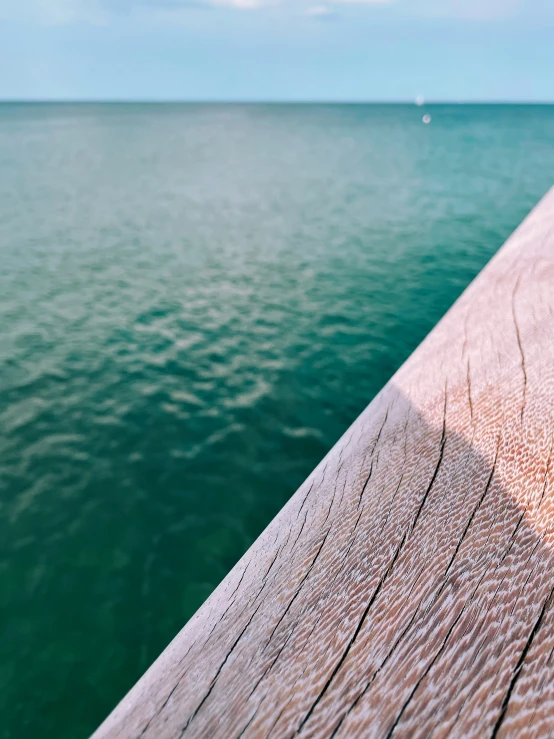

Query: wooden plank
[92,188,554,739]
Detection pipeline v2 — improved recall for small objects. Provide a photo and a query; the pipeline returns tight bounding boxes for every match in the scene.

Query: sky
[1,0,554,101]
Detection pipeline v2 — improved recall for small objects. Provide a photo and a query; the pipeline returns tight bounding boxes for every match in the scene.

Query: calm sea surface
[1,103,553,739]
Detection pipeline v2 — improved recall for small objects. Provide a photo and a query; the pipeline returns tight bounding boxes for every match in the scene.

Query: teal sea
[1,103,553,739]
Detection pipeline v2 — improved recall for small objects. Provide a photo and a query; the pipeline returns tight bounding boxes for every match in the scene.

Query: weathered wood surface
[93,188,554,739]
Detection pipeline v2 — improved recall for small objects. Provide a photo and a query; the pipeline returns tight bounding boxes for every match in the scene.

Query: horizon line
[2,99,554,106]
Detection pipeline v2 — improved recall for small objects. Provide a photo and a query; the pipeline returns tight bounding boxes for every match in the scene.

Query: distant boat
[422,114,432,124]
[415,95,425,107]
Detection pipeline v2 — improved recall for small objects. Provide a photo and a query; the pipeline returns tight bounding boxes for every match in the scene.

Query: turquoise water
[1,103,553,739]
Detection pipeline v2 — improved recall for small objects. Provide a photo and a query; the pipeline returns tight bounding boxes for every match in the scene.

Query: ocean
[1,102,553,739]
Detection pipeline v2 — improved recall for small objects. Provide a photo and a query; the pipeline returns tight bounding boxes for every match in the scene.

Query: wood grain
[92,187,554,739]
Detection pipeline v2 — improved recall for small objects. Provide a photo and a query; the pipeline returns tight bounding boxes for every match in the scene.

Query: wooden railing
[93,188,554,738]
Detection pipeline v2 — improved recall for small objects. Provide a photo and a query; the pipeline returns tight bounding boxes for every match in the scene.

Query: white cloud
[305,5,335,15]
[327,0,523,18]
[330,0,393,4]
[1,0,538,24]
[207,0,267,7]
[1,0,108,24]
[444,0,521,19]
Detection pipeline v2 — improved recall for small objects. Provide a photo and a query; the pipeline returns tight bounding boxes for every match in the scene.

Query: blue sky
[1,0,553,101]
